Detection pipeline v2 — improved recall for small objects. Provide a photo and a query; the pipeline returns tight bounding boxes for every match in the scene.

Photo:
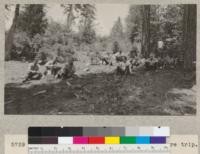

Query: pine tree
[183,4,196,71]
[79,4,96,44]
[110,17,124,40]
[126,5,142,44]
[18,4,48,38]
[61,4,83,32]
[5,4,20,60]
[141,5,151,58]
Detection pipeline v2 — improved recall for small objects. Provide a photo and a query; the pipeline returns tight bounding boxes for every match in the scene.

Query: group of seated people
[145,53,178,70]
[22,47,178,82]
[115,49,143,75]
[22,56,75,83]
[113,47,178,75]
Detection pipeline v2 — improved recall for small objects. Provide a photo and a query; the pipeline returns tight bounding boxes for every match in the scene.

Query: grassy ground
[5,61,196,115]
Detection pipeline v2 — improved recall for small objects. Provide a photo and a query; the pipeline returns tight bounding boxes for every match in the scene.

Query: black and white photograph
[4,4,196,115]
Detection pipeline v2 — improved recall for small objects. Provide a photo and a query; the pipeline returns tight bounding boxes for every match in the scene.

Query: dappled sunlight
[164,85,196,115]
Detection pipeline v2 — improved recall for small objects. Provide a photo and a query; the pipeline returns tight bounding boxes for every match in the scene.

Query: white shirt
[158,41,164,49]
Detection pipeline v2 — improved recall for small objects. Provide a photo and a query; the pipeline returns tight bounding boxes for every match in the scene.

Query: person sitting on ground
[51,57,63,77]
[44,59,52,74]
[112,41,121,54]
[163,55,175,69]
[129,57,142,73]
[129,46,138,59]
[100,52,111,65]
[23,60,42,83]
[128,46,140,73]
[145,53,159,70]
[44,58,55,76]
[57,56,76,79]
[157,56,165,69]
[116,57,130,75]
[112,41,126,64]
[44,57,62,77]
[90,51,100,65]
[115,50,127,64]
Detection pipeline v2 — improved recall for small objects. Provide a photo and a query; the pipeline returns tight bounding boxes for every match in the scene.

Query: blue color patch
[136,136,150,144]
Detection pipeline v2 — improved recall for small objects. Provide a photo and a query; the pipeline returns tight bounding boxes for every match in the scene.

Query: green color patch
[120,136,136,144]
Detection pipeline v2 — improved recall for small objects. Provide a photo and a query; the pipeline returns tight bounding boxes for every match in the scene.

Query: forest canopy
[5,4,196,71]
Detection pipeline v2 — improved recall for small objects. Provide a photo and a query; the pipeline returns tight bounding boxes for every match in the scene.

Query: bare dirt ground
[5,61,196,115]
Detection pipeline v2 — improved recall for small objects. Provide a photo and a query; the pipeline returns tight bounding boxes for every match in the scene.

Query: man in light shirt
[157,39,165,59]
[23,60,42,83]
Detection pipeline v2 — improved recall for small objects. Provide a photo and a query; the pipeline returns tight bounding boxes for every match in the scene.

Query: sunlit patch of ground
[164,86,196,115]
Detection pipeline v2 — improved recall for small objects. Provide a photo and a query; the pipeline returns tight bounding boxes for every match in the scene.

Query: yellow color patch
[105,137,120,144]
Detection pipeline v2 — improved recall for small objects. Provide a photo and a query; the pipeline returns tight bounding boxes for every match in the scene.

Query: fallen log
[5,100,14,105]
[33,90,47,96]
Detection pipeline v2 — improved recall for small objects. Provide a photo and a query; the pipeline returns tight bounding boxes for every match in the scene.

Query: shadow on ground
[5,69,196,115]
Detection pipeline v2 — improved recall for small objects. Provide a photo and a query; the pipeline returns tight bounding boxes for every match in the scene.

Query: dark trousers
[116,65,130,75]
[51,66,62,76]
[145,62,157,70]
[25,71,42,81]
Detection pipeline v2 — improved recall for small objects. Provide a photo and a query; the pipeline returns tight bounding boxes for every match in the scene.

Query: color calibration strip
[28,126,170,137]
[28,127,170,154]
[28,144,170,154]
[28,127,169,144]
[29,136,167,144]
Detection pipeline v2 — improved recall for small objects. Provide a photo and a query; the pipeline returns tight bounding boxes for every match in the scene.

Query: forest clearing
[4,4,196,115]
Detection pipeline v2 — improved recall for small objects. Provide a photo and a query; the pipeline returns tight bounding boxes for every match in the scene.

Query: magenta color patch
[73,137,88,144]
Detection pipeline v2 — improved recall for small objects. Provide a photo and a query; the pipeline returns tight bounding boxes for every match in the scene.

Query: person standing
[157,38,165,58]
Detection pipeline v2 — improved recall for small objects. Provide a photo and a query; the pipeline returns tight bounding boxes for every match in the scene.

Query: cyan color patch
[136,136,150,144]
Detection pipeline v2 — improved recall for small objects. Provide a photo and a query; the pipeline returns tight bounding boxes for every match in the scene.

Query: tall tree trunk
[141,5,150,58]
[5,4,20,60]
[183,4,196,71]
[66,5,74,32]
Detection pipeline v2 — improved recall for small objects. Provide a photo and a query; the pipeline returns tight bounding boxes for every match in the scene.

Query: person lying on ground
[22,60,42,83]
